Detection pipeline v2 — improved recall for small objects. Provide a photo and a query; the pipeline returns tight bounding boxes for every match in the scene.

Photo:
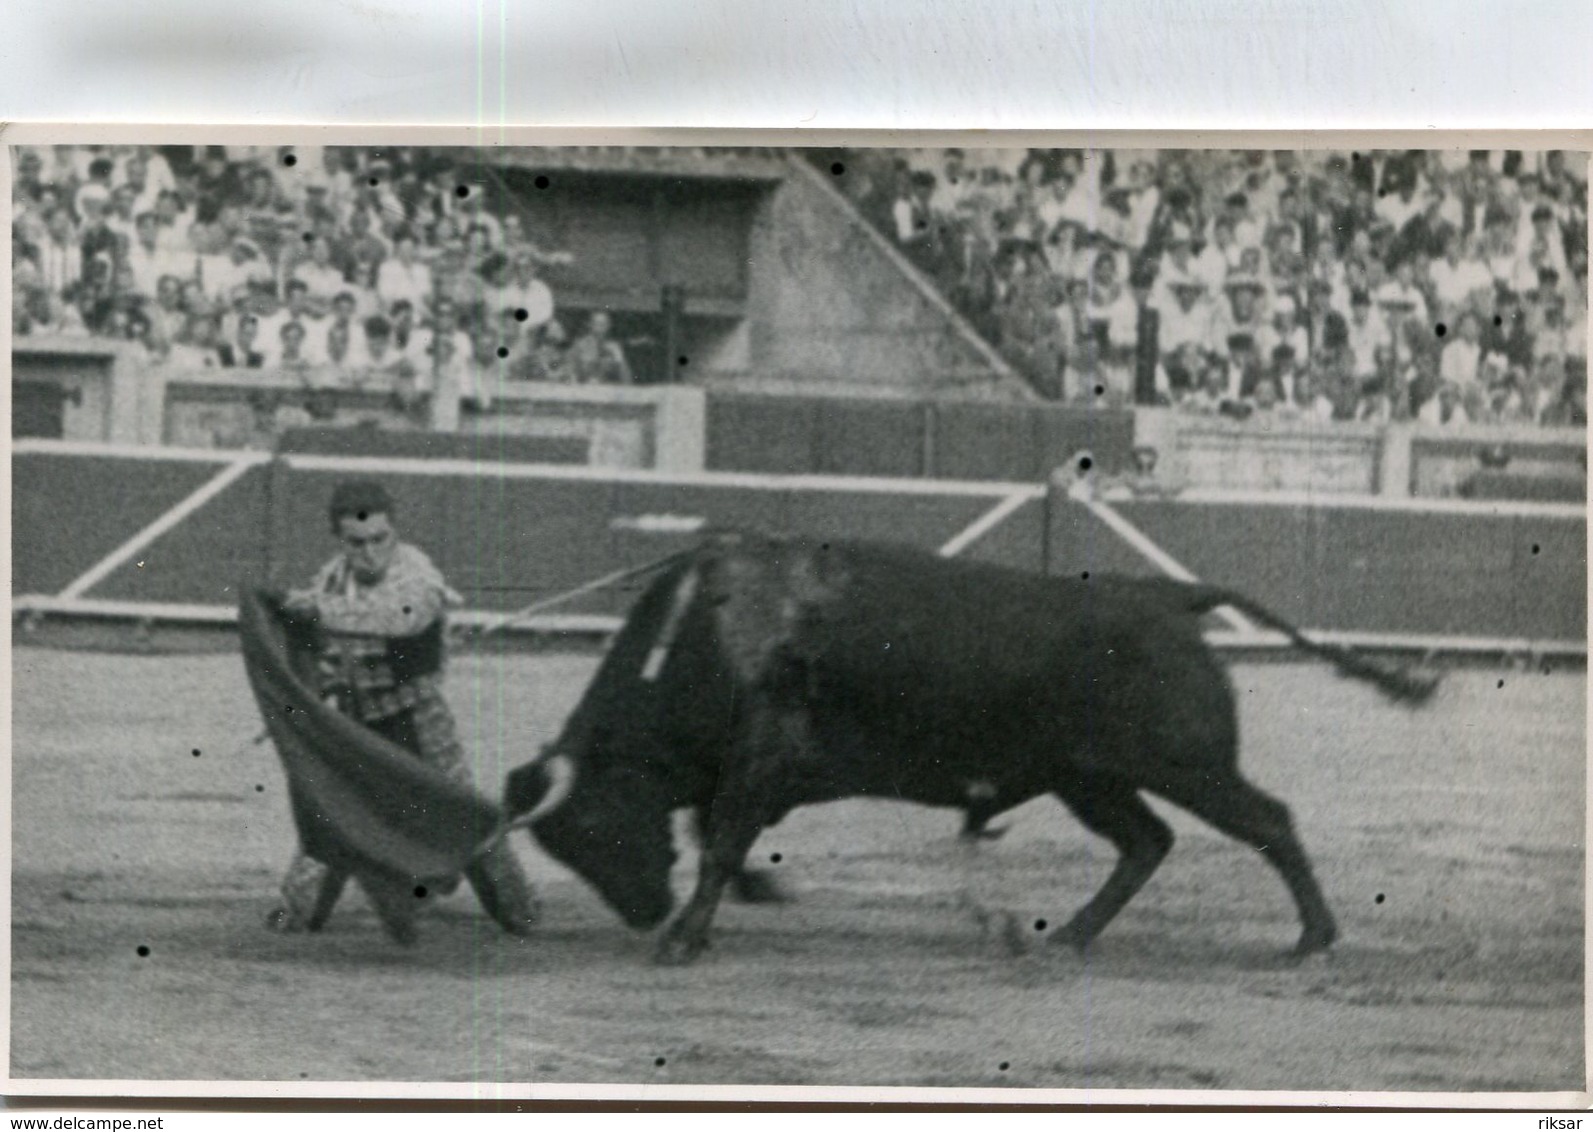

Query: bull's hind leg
[1051,775,1175,950]
[1151,769,1337,957]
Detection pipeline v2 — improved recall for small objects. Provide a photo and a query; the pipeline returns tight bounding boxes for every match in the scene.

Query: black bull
[505,530,1438,965]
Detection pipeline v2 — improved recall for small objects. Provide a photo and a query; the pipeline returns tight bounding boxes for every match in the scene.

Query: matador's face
[337,512,398,586]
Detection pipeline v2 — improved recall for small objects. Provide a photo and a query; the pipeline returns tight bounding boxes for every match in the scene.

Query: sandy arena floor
[8,646,1585,1092]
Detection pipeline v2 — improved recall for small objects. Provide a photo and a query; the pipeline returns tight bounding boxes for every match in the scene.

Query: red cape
[239,588,502,885]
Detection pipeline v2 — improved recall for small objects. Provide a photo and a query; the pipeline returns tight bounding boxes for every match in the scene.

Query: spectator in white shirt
[1345,288,1390,384]
[1156,277,1217,358]
[350,315,415,383]
[182,313,226,369]
[1375,258,1430,343]
[1418,380,1471,427]
[1428,228,1493,320]
[1287,364,1336,422]
[277,321,314,375]
[1268,295,1310,364]
[324,318,354,371]
[37,207,81,300]
[124,212,174,300]
[1245,374,1285,419]
[1439,312,1485,393]
[1083,251,1141,358]
[375,231,434,311]
[492,250,555,330]
[152,189,195,254]
[1375,178,1425,233]
[205,238,273,306]
[277,279,329,364]
[293,236,348,303]
[1195,217,1240,291]
[1155,223,1201,289]
[1517,204,1570,284]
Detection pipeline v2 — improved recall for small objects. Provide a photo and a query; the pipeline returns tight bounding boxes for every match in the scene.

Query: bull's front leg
[654,708,797,966]
[654,802,767,966]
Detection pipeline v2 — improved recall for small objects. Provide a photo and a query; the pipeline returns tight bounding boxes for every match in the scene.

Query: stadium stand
[807,147,1588,425]
[9,145,1588,503]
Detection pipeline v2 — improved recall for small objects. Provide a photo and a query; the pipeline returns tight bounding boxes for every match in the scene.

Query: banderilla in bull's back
[505,528,1442,966]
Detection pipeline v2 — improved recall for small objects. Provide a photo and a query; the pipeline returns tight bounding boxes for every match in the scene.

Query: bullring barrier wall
[13,440,1585,651]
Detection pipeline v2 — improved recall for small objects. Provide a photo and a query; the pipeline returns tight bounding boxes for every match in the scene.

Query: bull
[506,529,1437,965]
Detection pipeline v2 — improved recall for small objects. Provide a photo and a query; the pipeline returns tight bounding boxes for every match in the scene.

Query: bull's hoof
[998,912,1032,957]
[376,916,420,947]
[1288,930,1337,962]
[731,869,789,905]
[653,930,709,966]
[263,907,300,934]
[959,824,1010,843]
[1046,917,1096,953]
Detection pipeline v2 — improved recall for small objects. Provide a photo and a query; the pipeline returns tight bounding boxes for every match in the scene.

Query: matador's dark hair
[328,480,395,532]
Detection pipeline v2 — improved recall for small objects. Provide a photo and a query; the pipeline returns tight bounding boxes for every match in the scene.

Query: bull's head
[504,733,677,931]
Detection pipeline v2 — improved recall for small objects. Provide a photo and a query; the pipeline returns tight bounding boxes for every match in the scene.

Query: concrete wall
[739,160,1017,398]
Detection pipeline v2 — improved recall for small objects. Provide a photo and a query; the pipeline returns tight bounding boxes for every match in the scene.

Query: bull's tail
[1184,586,1441,706]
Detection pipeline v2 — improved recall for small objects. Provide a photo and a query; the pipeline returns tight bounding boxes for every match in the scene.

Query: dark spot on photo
[282,153,297,167]
[534,175,550,190]
[414,885,428,899]
[830,162,845,176]
[136,945,150,957]
[769,853,782,864]
[514,308,529,322]
[1033,919,1047,932]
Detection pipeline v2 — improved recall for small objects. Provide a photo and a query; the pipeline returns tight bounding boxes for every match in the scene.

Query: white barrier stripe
[16,594,1585,656]
[1155,487,1587,521]
[13,439,272,464]
[1205,627,1588,656]
[282,452,1040,498]
[937,490,1036,558]
[56,457,262,600]
[1080,496,1256,634]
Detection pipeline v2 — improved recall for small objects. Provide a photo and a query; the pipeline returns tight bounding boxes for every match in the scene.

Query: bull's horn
[522,752,576,824]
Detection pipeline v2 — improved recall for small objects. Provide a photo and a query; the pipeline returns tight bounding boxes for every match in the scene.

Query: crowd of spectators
[826,147,1588,428]
[11,145,637,417]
